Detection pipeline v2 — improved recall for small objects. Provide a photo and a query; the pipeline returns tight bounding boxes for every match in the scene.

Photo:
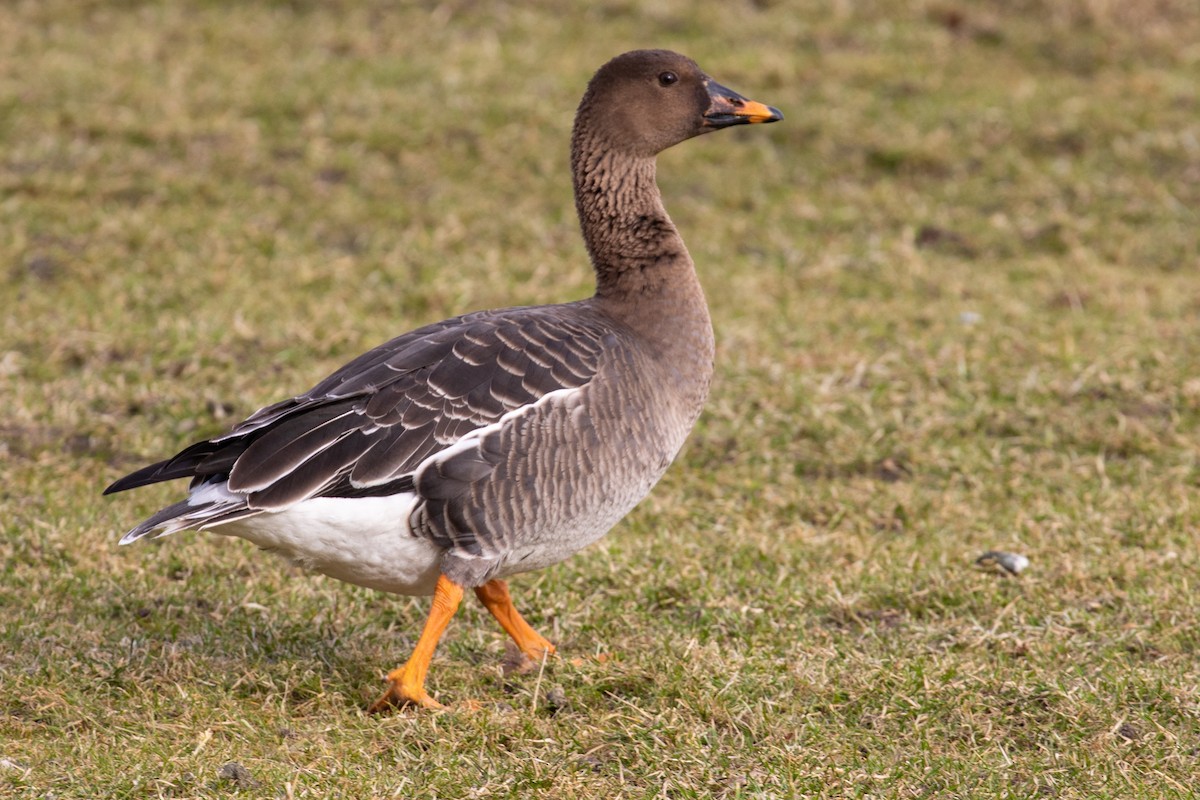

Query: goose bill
[702,80,783,128]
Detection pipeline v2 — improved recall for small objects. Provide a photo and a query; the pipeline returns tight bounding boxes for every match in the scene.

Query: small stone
[1116,722,1141,742]
[0,757,30,773]
[975,550,1030,575]
[23,255,60,282]
[578,753,604,772]
[216,762,259,789]
[544,685,569,714]
[914,225,977,257]
[500,641,539,676]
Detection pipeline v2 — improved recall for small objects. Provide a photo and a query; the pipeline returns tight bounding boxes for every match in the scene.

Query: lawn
[2,0,1198,797]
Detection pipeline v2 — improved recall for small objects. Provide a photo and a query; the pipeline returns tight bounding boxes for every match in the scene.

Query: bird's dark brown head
[575,49,782,157]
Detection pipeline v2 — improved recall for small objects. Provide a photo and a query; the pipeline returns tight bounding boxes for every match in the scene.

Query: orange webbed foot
[368,668,446,713]
[518,633,556,663]
[368,574,465,714]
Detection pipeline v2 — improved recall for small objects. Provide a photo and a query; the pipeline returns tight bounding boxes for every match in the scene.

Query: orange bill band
[734,98,782,124]
[702,80,783,128]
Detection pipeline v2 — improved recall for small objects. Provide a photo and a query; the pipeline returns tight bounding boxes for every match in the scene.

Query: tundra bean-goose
[106,49,782,710]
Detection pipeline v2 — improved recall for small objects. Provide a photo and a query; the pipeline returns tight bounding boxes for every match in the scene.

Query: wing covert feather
[129,305,615,510]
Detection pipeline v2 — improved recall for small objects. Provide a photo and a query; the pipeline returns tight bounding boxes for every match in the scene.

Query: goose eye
[658,71,678,87]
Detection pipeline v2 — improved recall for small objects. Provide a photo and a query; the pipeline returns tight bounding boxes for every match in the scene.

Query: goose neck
[570,135,691,300]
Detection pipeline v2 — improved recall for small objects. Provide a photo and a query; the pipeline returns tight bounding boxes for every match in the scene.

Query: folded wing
[107,304,612,522]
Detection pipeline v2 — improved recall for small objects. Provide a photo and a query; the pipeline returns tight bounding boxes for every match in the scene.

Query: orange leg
[473,579,556,661]
[369,574,464,712]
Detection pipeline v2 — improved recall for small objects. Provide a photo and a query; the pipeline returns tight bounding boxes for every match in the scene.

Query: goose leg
[369,574,464,712]
[473,579,556,661]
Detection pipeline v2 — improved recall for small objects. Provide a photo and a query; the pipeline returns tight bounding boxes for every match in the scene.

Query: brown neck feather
[570,128,694,301]
[569,124,713,383]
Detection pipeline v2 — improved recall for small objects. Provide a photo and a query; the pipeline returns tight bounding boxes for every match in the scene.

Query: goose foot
[368,671,446,712]
[367,574,463,714]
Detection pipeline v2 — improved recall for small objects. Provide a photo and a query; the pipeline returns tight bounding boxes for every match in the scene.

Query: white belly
[216,493,444,596]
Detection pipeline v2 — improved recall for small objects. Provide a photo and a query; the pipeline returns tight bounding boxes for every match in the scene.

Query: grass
[2,0,1199,797]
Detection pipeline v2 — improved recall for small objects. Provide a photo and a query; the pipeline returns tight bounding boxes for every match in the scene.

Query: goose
[106,49,781,711]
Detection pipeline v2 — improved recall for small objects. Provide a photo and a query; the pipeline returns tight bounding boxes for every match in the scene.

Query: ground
[1,1,1198,797]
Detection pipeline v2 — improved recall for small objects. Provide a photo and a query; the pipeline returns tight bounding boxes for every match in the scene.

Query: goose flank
[105,49,782,710]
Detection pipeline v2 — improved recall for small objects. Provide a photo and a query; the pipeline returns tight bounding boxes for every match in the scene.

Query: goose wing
[106,305,612,513]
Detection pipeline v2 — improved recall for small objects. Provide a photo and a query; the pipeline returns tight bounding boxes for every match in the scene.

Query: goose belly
[218,493,444,596]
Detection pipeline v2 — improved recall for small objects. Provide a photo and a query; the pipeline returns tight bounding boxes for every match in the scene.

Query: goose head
[575,49,782,158]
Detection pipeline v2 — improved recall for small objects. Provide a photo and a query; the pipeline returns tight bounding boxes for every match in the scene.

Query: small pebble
[24,255,60,282]
[216,762,259,790]
[1115,722,1142,741]
[500,641,539,676]
[544,685,569,714]
[976,550,1030,575]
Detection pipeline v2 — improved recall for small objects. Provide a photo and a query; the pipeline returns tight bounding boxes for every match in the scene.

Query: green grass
[3,0,1199,797]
